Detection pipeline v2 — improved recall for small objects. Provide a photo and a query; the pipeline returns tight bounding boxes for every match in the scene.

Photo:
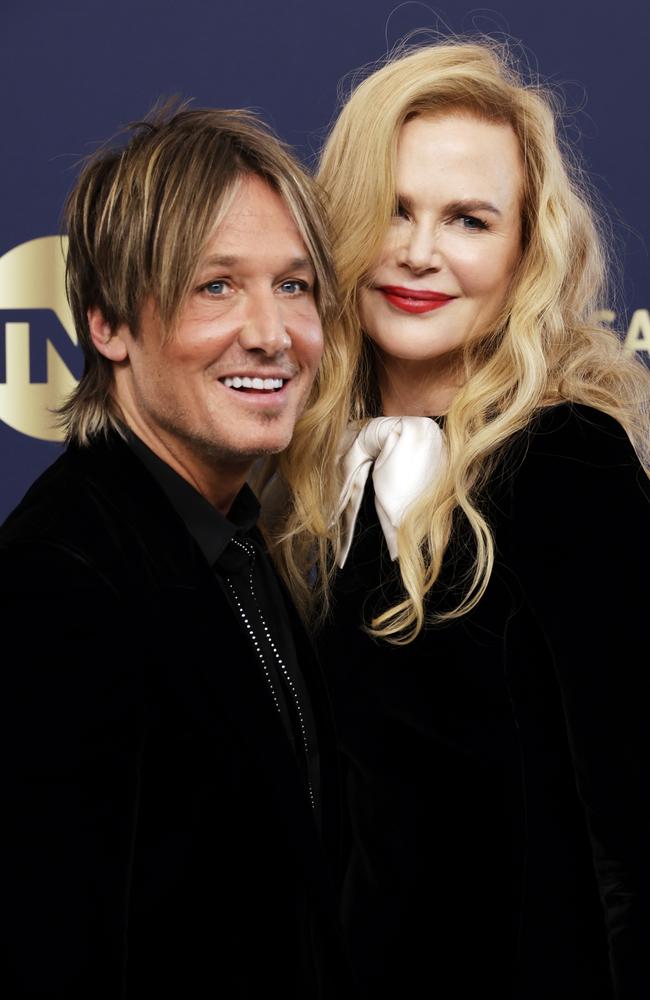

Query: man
[2,106,348,997]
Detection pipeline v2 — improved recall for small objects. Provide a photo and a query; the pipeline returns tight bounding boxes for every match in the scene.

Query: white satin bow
[336,416,446,567]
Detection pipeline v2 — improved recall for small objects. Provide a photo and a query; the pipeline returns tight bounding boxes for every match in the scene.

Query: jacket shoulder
[1,447,84,544]
[522,402,638,467]
[488,402,648,534]
[0,438,133,547]
[493,402,642,494]
[0,436,199,590]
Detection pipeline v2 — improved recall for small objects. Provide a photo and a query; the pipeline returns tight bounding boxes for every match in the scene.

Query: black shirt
[126,430,321,824]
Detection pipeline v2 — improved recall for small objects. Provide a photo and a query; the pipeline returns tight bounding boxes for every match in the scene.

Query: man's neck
[121,417,249,516]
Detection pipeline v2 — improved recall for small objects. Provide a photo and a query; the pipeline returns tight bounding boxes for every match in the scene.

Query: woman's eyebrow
[395,193,503,216]
[445,199,502,216]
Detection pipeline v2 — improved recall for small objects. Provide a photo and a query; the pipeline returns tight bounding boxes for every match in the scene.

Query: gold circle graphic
[0,236,77,442]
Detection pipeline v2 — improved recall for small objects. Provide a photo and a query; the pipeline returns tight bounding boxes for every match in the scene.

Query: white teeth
[222,376,284,390]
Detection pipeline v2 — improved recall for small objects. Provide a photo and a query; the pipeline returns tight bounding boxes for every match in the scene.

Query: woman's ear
[87,307,129,362]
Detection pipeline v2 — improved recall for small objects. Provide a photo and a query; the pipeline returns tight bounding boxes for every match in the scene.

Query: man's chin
[242,436,293,460]
[205,432,294,465]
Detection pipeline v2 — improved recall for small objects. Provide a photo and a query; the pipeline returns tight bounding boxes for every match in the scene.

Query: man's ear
[88,307,129,362]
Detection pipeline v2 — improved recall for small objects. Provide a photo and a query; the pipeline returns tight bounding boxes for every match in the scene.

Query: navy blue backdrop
[1,0,648,521]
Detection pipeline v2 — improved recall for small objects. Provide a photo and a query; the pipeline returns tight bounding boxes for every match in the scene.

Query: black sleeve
[508,407,650,999]
[1,542,147,997]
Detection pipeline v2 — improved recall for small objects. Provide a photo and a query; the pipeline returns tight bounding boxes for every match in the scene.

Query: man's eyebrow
[198,254,315,271]
[199,254,238,269]
[285,256,315,271]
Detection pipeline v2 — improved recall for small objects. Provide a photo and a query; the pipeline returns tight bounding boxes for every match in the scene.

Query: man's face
[110,175,323,489]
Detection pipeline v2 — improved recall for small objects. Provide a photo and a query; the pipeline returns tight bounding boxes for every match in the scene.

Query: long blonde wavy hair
[265,38,650,643]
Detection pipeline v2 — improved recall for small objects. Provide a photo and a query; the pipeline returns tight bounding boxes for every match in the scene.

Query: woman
[264,40,650,999]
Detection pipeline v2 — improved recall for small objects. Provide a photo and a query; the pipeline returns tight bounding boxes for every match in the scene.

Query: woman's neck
[378,356,461,417]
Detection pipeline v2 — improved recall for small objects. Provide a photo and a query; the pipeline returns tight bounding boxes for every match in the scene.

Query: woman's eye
[459,215,488,231]
[393,201,410,221]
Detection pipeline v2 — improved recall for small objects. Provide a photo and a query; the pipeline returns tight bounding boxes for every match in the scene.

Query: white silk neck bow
[336,416,446,568]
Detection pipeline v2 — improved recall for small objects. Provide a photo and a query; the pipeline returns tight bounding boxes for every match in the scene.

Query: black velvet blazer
[318,404,650,1000]
[1,434,348,999]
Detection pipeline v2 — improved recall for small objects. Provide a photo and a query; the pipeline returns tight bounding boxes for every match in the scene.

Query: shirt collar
[124,428,260,566]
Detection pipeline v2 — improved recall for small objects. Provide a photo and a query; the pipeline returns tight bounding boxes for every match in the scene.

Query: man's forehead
[199,253,314,271]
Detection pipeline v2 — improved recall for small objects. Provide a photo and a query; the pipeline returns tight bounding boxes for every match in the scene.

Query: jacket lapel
[72,435,339,885]
[156,580,341,902]
[274,575,343,865]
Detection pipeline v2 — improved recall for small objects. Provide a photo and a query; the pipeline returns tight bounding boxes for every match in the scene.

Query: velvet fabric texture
[318,404,650,999]
[1,434,349,999]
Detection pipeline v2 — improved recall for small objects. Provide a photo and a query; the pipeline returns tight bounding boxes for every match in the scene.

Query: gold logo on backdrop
[593,308,650,355]
[624,309,650,354]
[0,236,77,442]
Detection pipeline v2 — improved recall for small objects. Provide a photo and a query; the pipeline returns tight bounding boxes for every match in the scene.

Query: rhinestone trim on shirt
[226,537,316,810]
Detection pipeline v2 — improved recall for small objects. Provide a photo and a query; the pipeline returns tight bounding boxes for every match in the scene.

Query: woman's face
[359,112,524,413]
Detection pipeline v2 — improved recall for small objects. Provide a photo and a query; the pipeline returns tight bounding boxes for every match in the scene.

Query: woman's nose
[398,222,442,273]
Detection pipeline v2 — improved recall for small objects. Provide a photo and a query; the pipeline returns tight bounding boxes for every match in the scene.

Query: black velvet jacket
[318,404,650,1000]
[1,434,348,998]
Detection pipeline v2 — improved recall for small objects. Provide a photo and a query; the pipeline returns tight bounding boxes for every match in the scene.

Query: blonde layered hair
[268,39,650,643]
[60,103,337,444]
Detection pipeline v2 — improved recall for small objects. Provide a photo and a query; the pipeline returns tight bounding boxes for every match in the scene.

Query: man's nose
[237,292,291,355]
[398,222,442,274]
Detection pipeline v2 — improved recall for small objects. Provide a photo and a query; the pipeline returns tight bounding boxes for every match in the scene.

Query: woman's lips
[378,285,455,314]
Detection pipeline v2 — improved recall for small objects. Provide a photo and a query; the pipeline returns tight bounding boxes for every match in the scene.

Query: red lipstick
[378,285,455,314]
